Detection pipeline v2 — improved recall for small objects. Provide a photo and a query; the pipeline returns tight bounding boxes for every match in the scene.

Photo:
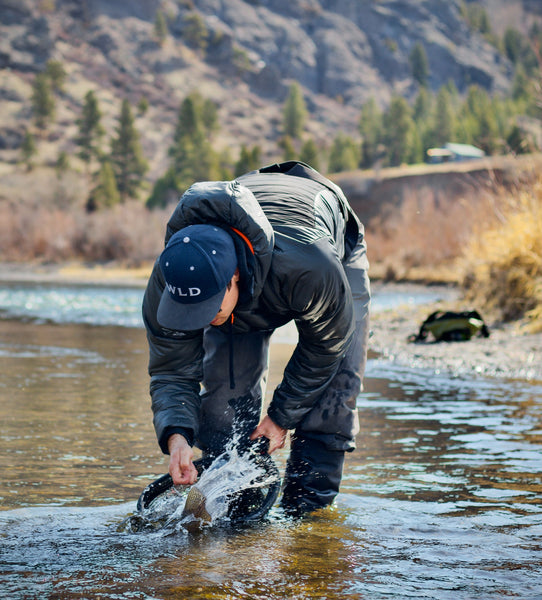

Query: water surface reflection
[0,285,541,599]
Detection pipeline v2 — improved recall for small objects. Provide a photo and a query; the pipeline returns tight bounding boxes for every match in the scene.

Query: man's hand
[250,415,288,454]
[167,434,198,485]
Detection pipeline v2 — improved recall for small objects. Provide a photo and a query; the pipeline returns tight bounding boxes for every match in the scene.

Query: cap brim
[157,287,227,331]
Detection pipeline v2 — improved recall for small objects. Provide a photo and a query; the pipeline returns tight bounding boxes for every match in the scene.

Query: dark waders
[197,239,370,516]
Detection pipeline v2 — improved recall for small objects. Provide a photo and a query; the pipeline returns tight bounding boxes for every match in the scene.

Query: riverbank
[1,262,541,383]
[369,297,542,383]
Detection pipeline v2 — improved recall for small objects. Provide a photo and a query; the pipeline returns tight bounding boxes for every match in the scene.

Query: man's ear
[232,268,240,282]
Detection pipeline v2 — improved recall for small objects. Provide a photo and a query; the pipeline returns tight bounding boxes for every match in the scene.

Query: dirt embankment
[333,155,542,224]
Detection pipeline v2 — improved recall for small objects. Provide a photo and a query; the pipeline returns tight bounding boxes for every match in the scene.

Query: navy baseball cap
[157,224,238,331]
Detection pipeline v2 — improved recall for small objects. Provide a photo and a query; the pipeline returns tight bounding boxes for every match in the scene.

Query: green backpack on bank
[409,310,490,343]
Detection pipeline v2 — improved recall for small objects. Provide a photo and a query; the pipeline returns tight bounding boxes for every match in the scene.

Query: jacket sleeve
[142,261,204,454]
[266,237,355,430]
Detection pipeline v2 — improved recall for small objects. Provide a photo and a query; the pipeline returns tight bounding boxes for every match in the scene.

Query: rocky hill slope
[0,0,533,182]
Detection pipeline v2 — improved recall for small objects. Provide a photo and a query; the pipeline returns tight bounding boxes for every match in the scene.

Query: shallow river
[0,282,541,599]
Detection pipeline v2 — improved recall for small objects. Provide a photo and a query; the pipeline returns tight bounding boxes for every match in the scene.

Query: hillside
[0,0,531,185]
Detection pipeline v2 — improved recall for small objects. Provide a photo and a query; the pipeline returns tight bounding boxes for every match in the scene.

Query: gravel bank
[370,301,542,383]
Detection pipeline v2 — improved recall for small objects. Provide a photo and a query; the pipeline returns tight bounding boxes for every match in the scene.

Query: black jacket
[142,162,365,453]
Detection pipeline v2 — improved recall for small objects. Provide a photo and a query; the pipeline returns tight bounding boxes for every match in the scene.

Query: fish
[180,486,212,532]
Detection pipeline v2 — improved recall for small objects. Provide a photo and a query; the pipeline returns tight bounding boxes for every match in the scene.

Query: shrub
[460,177,542,330]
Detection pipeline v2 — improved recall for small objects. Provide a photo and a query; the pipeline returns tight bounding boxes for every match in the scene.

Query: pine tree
[461,85,498,153]
[234,145,261,177]
[359,98,383,168]
[45,60,66,93]
[279,135,296,161]
[31,72,55,130]
[21,129,37,170]
[148,93,222,208]
[169,96,217,187]
[55,150,69,179]
[283,82,307,139]
[172,93,201,143]
[328,133,359,173]
[409,42,429,87]
[412,87,434,151]
[201,98,219,134]
[87,160,121,211]
[299,138,320,171]
[183,12,208,52]
[383,96,415,166]
[154,10,168,45]
[137,97,149,115]
[110,99,148,201]
[76,90,104,168]
[431,87,455,147]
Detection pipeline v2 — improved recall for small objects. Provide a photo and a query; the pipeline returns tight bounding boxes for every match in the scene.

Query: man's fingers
[169,460,183,485]
[267,432,286,454]
[170,461,198,485]
[169,441,198,485]
[249,426,262,441]
[250,417,287,454]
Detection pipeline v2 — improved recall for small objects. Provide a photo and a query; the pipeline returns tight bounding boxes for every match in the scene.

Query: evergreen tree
[45,60,66,93]
[217,149,234,181]
[477,98,500,155]
[170,133,219,189]
[503,28,523,64]
[173,93,201,143]
[431,87,455,147]
[412,87,434,151]
[110,99,148,201]
[279,135,296,161]
[169,94,219,186]
[31,72,55,130]
[512,65,532,104]
[137,97,149,115]
[201,98,219,134]
[409,42,429,87]
[148,93,221,208]
[154,9,168,45]
[413,87,432,123]
[461,85,498,153]
[283,82,307,139]
[328,133,359,173]
[76,90,103,168]
[232,46,252,76]
[21,129,37,170]
[358,98,383,168]
[146,168,179,210]
[299,138,320,171]
[234,145,261,177]
[55,150,69,179]
[382,96,415,166]
[87,160,121,211]
[407,125,424,164]
[183,12,208,52]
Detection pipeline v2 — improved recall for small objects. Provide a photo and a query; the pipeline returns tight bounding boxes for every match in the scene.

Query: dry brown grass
[459,179,542,331]
[366,175,511,283]
[1,159,541,332]
[0,195,168,266]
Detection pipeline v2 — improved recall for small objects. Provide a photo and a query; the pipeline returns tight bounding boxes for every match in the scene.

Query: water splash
[124,443,280,534]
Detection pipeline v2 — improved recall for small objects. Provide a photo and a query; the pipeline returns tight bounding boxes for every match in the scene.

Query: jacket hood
[164,180,274,303]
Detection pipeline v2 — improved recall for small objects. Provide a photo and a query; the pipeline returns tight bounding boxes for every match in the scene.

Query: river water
[0,281,541,599]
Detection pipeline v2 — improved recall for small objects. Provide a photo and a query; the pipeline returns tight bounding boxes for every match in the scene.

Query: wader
[197,238,370,516]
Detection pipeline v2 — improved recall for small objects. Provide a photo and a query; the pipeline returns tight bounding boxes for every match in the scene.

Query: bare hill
[0,0,529,182]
